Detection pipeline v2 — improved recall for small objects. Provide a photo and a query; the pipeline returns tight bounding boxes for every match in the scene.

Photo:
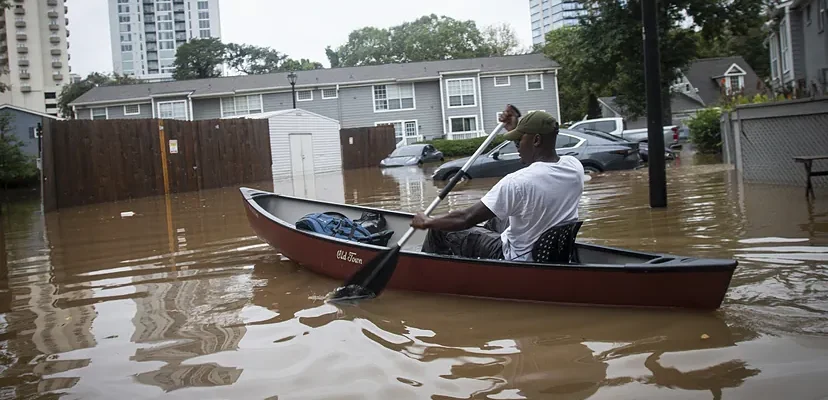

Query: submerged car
[431,128,641,180]
[380,144,444,168]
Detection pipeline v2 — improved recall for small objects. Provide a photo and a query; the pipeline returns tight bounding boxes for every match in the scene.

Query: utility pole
[641,0,667,208]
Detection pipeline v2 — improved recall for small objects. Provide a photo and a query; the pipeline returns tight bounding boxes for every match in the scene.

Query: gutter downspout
[336,83,342,123]
[151,98,156,118]
[553,70,562,123]
[438,73,447,138]
[476,72,484,137]
[187,93,195,121]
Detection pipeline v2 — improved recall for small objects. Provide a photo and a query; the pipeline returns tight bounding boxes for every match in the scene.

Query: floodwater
[1,153,827,399]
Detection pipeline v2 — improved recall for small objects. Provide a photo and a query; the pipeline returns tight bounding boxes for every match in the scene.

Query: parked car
[639,141,677,162]
[569,117,681,148]
[380,144,444,168]
[431,128,641,181]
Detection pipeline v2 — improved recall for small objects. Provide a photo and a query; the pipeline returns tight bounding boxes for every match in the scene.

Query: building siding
[107,103,153,119]
[442,74,484,136]
[790,8,807,82]
[193,98,222,120]
[0,108,46,158]
[75,108,91,120]
[481,72,560,133]
[338,82,443,141]
[800,0,828,93]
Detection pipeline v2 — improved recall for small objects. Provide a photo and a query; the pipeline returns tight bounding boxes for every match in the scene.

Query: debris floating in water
[120,211,135,218]
[701,333,710,340]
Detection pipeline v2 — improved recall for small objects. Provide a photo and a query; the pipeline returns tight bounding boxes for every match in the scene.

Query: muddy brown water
[1,155,827,399]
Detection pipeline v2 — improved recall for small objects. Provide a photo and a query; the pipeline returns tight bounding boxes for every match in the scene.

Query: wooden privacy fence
[41,118,272,211]
[339,125,396,170]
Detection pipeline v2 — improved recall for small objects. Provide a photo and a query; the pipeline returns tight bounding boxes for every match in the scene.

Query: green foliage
[687,108,723,154]
[542,26,608,123]
[417,135,507,157]
[325,15,524,67]
[224,43,324,75]
[173,37,226,80]
[58,72,139,119]
[175,39,324,79]
[568,0,770,124]
[0,112,38,187]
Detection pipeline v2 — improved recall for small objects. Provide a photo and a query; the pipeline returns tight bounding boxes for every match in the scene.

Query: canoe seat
[532,220,583,264]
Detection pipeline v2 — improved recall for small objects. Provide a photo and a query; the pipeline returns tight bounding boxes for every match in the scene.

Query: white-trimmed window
[373,83,415,111]
[494,76,511,87]
[124,104,141,115]
[321,88,337,99]
[450,116,478,133]
[723,64,746,94]
[296,90,313,102]
[157,100,188,120]
[496,111,503,124]
[446,78,476,107]
[91,107,107,120]
[526,74,543,90]
[221,94,262,117]
[376,120,418,145]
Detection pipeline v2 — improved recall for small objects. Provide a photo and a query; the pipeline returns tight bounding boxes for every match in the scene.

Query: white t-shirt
[480,156,584,261]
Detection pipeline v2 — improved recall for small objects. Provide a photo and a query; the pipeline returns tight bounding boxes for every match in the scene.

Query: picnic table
[793,155,828,198]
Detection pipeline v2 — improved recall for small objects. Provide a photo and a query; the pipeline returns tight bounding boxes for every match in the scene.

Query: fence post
[41,119,57,212]
[157,120,171,196]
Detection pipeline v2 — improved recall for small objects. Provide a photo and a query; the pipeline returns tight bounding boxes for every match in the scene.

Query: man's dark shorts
[420,218,509,260]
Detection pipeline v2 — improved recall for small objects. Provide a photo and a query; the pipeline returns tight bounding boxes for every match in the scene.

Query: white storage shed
[226,109,345,202]
[227,109,343,179]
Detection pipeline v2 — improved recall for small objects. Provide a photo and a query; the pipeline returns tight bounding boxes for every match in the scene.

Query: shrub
[416,135,507,157]
[687,107,722,154]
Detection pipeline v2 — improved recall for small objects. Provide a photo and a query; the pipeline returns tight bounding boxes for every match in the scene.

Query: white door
[289,134,316,198]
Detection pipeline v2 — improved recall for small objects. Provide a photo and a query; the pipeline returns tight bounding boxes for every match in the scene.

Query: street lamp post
[287,71,298,109]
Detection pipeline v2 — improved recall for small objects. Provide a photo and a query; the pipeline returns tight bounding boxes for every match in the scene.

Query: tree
[326,14,528,67]
[576,0,768,124]
[542,26,608,123]
[172,37,226,80]
[225,43,288,75]
[58,72,139,119]
[0,112,38,187]
[481,23,522,56]
[280,58,324,71]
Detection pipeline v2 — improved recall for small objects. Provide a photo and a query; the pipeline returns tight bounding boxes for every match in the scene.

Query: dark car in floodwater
[380,144,444,168]
[431,129,641,180]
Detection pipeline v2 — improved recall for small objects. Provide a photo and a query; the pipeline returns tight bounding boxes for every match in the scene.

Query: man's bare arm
[413,202,496,231]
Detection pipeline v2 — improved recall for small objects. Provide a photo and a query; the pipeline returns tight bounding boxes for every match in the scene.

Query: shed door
[289,134,315,175]
[289,133,316,198]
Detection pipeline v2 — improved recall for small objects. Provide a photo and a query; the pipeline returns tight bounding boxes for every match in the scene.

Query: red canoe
[240,187,738,310]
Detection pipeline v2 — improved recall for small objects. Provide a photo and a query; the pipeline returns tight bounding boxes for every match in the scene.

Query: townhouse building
[69,53,562,145]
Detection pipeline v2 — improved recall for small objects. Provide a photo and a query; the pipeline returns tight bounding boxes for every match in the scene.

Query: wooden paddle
[327,122,507,302]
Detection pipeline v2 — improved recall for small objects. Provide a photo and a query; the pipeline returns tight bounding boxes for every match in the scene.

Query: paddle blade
[326,245,402,302]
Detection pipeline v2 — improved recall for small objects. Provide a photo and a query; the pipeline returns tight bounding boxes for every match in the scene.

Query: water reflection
[0,156,826,398]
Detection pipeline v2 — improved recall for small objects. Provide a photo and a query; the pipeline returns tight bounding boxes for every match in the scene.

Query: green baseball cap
[503,110,559,141]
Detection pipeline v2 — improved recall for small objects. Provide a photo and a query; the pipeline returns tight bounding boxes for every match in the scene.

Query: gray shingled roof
[684,56,761,106]
[70,53,560,106]
[599,92,704,117]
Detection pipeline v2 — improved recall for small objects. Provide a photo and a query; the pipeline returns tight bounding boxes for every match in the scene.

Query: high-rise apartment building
[530,0,587,46]
[0,0,71,116]
[108,0,221,81]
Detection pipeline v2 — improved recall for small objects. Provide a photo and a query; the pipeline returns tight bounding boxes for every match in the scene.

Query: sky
[70,0,535,77]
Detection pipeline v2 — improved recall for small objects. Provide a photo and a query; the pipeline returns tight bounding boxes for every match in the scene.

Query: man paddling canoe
[410,105,585,262]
